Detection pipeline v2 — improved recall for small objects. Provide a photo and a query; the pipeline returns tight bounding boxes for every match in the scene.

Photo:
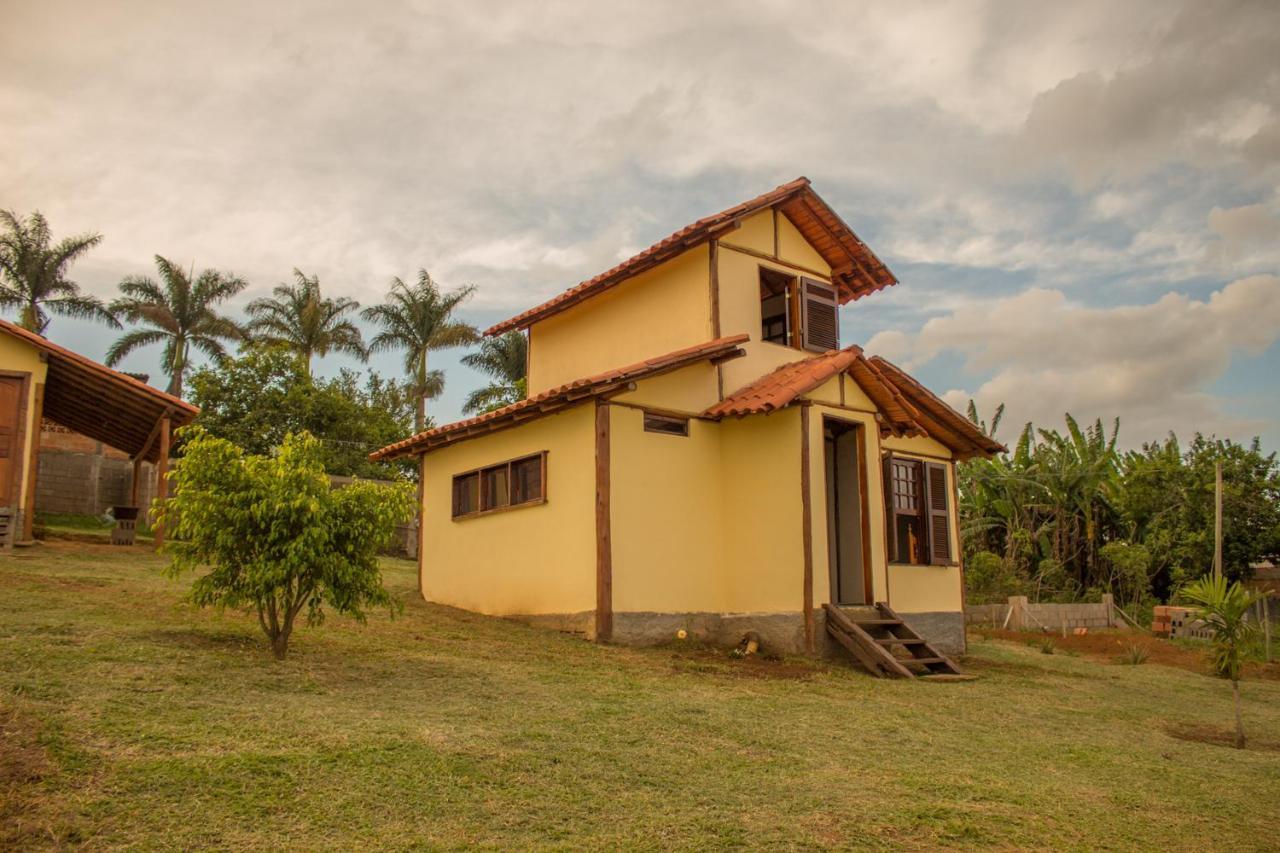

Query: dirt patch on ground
[1164,721,1280,752]
[0,706,56,848]
[974,629,1280,680]
[667,647,825,680]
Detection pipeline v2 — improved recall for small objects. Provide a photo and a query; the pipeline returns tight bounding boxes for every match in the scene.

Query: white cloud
[868,275,1280,446]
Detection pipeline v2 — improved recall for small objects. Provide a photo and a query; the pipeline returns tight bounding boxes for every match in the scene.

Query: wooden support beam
[133,406,174,463]
[152,414,170,549]
[800,404,815,655]
[130,456,143,507]
[594,400,613,642]
[21,382,45,541]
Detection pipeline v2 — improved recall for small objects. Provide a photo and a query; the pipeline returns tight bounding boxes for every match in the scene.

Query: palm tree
[107,256,248,397]
[245,269,366,376]
[362,270,479,432]
[1181,576,1264,748]
[0,209,115,334]
[461,331,527,415]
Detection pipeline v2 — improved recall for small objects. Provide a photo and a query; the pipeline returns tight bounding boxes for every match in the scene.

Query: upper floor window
[452,451,547,520]
[759,267,838,352]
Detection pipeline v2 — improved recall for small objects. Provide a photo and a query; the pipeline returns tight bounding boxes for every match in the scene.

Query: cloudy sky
[3,0,1278,450]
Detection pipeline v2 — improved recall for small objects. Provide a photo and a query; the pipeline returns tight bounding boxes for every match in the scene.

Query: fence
[966,595,1124,632]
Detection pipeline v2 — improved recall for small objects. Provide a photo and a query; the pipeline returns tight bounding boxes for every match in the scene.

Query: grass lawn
[2,542,1278,850]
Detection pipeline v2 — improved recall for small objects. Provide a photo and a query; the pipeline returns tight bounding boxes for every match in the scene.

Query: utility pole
[1213,460,1223,582]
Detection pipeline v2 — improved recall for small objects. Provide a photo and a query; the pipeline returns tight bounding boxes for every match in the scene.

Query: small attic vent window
[643,412,689,437]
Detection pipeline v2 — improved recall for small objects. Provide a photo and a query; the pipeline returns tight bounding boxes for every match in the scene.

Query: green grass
[34,512,154,543]
[2,543,1278,850]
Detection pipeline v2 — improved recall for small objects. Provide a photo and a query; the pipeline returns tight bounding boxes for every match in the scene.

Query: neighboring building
[371,178,1004,658]
[0,319,196,546]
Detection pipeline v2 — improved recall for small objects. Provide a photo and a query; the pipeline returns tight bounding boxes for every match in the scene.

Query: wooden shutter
[882,454,897,562]
[923,461,951,565]
[800,277,838,352]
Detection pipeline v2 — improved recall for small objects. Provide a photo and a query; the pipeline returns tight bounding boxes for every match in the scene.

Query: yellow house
[0,318,197,547]
[371,178,1003,667]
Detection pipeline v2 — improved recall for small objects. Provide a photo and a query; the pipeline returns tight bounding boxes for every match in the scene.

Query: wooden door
[0,376,23,507]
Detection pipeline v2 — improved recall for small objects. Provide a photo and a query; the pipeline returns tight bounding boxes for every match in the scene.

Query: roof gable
[704,344,1005,459]
[0,319,198,462]
[485,178,896,336]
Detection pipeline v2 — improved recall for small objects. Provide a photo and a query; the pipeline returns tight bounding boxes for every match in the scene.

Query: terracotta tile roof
[869,357,1007,458]
[704,347,861,418]
[484,178,897,336]
[369,334,749,461]
[0,318,198,462]
[704,345,1005,458]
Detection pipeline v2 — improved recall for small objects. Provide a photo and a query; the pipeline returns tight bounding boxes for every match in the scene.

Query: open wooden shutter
[882,454,897,561]
[800,277,838,352]
[923,461,951,565]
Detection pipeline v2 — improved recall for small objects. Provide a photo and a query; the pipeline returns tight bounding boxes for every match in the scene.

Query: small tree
[1180,576,1263,748]
[157,428,415,660]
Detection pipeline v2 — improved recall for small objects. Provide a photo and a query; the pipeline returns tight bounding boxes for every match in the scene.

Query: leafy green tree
[461,330,527,414]
[187,346,416,478]
[0,209,114,333]
[362,270,479,431]
[158,428,415,660]
[107,255,247,397]
[1180,576,1265,748]
[246,269,366,376]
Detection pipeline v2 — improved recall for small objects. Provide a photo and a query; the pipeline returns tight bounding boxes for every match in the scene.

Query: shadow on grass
[1164,722,1280,753]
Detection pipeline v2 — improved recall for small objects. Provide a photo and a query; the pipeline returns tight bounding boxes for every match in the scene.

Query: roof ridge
[484,178,894,336]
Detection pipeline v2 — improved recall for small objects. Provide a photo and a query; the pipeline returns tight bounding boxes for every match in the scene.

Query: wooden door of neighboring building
[0,376,23,509]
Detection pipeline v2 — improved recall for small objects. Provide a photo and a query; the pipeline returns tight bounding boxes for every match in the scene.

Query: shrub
[157,428,416,660]
[1118,644,1148,665]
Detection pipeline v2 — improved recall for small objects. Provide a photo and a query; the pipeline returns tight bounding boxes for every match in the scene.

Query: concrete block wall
[965,595,1118,631]
[35,449,155,516]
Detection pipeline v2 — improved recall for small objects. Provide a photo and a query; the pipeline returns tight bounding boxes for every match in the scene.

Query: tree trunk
[270,632,289,661]
[415,352,428,433]
[1232,679,1245,749]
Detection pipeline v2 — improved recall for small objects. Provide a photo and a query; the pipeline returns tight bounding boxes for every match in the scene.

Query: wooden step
[854,619,902,626]
[902,656,946,665]
[874,637,926,646]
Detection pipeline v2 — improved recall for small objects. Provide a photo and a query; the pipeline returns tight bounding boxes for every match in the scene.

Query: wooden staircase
[823,602,963,678]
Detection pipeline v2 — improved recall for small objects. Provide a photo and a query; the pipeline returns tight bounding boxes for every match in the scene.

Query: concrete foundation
[505,607,966,658]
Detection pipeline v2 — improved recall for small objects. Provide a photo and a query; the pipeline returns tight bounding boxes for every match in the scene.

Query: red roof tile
[703,347,862,419]
[369,334,749,461]
[484,178,897,336]
[869,357,1007,458]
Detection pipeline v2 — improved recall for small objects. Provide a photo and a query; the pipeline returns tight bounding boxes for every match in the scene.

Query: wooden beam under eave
[152,414,171,550]
[133,406,175,463]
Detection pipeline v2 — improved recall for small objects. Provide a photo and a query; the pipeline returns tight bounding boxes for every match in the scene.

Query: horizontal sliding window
[643,411,689,436]
[452,451,547,520]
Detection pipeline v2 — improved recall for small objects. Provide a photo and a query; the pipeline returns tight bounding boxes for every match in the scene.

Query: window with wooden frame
[642,411,689,437]
[883,454,952,565]
[759,267,839,352]
[759,267,795,346]
[451,451,547,520]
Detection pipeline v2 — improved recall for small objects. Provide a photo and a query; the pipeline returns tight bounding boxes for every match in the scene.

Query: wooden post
[130,457,143,507]
[152,415,170,549]
[1101,593,1116,628]
[594,401,612,642]
[799,405,815,655]
[416,453,427,600]
[21,382,44,541]
[1213,460,1223,581]
[1263,595,1272,663]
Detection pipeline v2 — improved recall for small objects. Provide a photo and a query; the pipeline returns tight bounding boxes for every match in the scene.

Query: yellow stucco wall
[0,333,47,512]
[527,245,712,395]
[777,213,831,274]
[718,209,775,255]
[718,408,805,613]
[419,404,597,617]
[611,362,720,414]
[611,405,725,613]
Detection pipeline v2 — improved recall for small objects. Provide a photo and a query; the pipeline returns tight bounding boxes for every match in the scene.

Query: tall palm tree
[461,330,527,415]
[106,255,248,398]
[245,269,366,377]
[362,270,479,432]
[0,209,115,334]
